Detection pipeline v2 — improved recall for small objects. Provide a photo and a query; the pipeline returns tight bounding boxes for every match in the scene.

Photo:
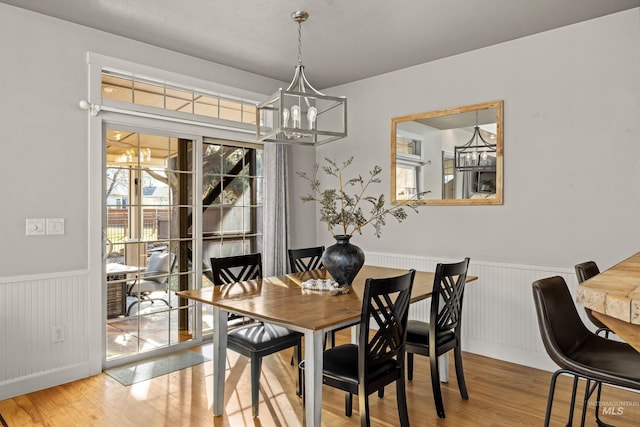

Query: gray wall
[0,3,281,277]
[304,8,640,271]
[0,3,281,399]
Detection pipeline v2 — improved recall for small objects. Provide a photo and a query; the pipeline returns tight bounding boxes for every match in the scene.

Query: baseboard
[0,362,93,401]
[463,336,557,373]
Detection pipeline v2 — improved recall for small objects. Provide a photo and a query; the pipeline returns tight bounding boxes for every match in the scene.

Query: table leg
[303,330,324,427]
[213,307,228,416]
[439,354,449,382]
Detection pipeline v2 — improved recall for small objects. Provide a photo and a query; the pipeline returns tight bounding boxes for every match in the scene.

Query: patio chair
[126,251,176,316]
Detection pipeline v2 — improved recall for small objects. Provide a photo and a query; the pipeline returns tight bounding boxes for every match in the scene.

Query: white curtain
[462,171,472,199]
[262,143,289,277]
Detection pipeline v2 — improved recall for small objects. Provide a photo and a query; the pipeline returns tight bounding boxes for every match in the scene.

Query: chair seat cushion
[567,334,640,387]
[406,320,457,351]
[322,344,399,385]
[228,322,301,352]
[129,279,165,295]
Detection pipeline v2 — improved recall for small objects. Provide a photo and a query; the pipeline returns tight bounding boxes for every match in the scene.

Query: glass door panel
[105,129,196,361]
[199,140,263,335]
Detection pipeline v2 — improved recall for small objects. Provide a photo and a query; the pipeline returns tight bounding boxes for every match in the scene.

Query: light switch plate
[26,218,46,236]
[46,218,65,235]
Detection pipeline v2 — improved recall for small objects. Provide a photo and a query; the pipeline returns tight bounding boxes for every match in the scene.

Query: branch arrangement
[297,157,421,238]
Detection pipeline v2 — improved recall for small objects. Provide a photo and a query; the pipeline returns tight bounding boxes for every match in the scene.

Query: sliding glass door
[103,127,263,361]
[105,128,196,362]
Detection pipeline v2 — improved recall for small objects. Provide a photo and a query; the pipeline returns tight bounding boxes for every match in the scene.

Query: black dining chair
[210,253,303,417]
[307,269,415,427]
[288,245,346,349]
[574,261,614,427]
[532,276,640,427]
[574,261,612,338]
[288,246,324,273]
[405,257,470,419]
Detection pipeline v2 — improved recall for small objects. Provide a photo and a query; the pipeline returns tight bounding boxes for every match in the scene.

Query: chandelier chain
[297,20,303,65]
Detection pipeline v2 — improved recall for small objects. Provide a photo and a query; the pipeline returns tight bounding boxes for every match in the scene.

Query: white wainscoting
[365,252,583,372]
[0,270,93,400]
[0,254,589,400]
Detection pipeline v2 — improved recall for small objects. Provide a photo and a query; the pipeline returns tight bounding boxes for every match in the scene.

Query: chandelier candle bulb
[291,105,301,128]
[307,106,317,129]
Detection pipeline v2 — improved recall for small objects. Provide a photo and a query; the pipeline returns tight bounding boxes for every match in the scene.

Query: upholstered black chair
[405,257,470,419]
[311,269,415,427]
[211,253,303,417]
[574,261,614,426]
[126,252,176,315]
[288,246,324,273]
[532,276,640,427]
[574,261,612,338]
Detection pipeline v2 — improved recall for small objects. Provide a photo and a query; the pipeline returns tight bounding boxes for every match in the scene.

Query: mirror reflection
[391,100,503,205]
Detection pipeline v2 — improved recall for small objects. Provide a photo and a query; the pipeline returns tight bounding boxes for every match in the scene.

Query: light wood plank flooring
[2,332,640,426]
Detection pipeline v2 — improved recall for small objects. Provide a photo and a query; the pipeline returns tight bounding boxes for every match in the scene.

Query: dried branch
[297,157,422,238]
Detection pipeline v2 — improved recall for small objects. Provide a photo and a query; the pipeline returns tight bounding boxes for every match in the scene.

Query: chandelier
[256,11,347,146]
[454,113,497,171]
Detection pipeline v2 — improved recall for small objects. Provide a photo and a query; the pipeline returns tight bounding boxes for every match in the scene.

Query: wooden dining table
[177,265,477,426]
[576,251,640,352]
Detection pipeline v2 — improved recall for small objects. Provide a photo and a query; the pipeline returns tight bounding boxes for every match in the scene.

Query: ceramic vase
[321,235,365,286]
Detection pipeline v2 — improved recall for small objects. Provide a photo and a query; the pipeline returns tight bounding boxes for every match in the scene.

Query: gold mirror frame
[391,100,503,205]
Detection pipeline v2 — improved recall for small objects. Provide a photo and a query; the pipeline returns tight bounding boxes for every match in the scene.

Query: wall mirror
[391,100,503,205]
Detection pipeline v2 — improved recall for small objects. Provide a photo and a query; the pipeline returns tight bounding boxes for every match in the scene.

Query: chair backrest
[575,261,600,283]
[359,270,416,372]
[143,252,176,284]
[532,276,591,368]
[210,253,263,286]
[430,258,470,340]
[288,246,325,272]
[574,261,606,330]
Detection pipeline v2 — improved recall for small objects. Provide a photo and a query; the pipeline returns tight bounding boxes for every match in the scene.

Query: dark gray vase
[321,235,365,286]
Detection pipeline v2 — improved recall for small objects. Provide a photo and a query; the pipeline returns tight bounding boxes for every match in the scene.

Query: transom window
[396,136,421,156]
[101,70,257,125]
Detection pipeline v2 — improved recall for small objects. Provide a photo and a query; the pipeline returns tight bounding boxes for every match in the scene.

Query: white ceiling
[2,0,638,89]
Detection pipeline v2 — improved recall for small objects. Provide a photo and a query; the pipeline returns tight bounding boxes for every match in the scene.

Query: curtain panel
[262,143,289,277]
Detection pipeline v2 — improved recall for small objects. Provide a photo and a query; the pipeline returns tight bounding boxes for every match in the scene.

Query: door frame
[100,118,204,368]
[86,53,261,370]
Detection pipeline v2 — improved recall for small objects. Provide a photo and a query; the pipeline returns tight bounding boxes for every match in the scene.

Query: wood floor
[2,332,640,426]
